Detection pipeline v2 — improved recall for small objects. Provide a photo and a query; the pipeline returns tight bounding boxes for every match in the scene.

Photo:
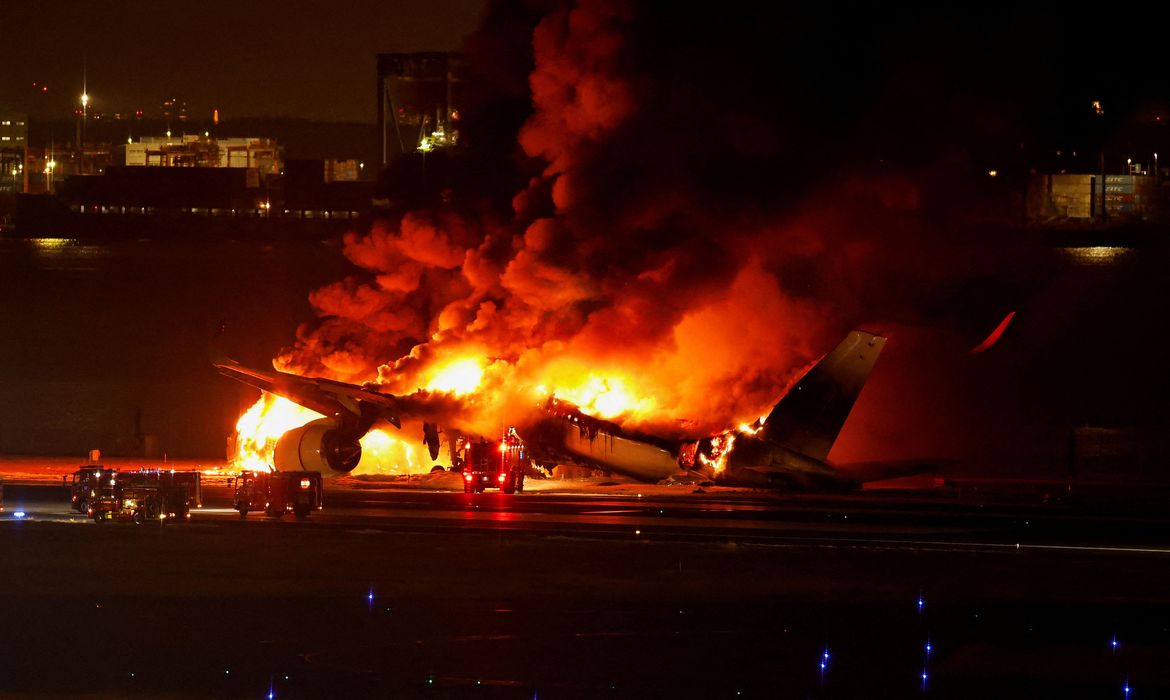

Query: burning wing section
[213,356,402,475]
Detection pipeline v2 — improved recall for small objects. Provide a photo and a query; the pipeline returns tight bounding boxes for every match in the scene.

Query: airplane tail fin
[761,330,886,462]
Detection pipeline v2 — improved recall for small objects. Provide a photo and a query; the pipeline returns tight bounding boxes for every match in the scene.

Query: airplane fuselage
[523,412,855,490]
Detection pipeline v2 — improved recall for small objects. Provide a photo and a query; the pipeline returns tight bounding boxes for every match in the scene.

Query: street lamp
[78,92,90,172]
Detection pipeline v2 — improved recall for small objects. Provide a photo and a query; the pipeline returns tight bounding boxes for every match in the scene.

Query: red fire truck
[68,467,202,513]
[232,470,323,520]
[67,466,116,513]
[88,476,191,524]
[459,428,528,494]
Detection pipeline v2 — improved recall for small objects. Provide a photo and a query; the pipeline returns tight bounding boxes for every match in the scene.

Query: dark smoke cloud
[276,1,1039,447]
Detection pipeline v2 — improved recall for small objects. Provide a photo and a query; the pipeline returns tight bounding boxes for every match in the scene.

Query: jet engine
[273,418,363,475]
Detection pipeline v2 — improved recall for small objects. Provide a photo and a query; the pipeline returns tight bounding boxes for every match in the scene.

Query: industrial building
[0,112,29,195]
[124,135,281,180]
[376,52,463,167]
[1027,173,1165,223]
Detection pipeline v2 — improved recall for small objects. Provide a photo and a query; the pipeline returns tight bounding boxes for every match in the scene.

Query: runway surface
[4,478,1170,698]
[8,476,1170,553]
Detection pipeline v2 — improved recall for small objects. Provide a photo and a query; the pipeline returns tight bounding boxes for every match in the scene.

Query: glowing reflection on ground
[1058,246,1134,266]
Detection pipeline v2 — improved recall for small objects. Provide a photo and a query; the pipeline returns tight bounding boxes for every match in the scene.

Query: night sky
[3,2,1169,151]
[0,0,485,123]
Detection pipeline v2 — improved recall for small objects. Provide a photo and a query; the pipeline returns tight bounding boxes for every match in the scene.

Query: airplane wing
[213,355,402,429]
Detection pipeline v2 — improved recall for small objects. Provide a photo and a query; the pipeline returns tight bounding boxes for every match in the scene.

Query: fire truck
[88,475,191,524]
[120,468,203,509]
[68,467,202,513]
[232,470,323,520]
[459,428,528,494]
[67,466,116,513]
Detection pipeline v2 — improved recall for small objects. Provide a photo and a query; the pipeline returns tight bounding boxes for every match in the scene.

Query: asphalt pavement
[3,481,1170,698]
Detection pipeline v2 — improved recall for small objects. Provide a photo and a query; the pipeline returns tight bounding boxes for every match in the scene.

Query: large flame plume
[231,1,1001,470]
[230,392,440,474]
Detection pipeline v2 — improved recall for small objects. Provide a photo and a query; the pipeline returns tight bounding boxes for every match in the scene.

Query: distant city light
[1092,100,1103,115]
[81,92,89,108]
[988,169,998,178]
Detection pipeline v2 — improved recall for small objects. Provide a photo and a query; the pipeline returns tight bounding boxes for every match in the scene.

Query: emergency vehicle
[67,466,116,513]
[459,428,528,494]
[89,476,191,524]
[68,467,202,513]
[120,468,203,509]
[232,470,323,520]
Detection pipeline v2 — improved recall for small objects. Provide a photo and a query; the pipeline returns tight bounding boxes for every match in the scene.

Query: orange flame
[232,394,322,472]
[231,392,439,474]
[698,416,766,474]
[698,431,736,474]
[529,369,658,421]
[357,428,425,474]
[425,357,484,395]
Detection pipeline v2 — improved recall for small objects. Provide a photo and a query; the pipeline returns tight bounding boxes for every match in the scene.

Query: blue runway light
[1111,634,1119,652]
[12,511,26,518]
[917,594,925,613]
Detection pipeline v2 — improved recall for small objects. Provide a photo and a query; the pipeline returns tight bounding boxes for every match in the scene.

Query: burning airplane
[214,329,888,490]
[212,3,962,486]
